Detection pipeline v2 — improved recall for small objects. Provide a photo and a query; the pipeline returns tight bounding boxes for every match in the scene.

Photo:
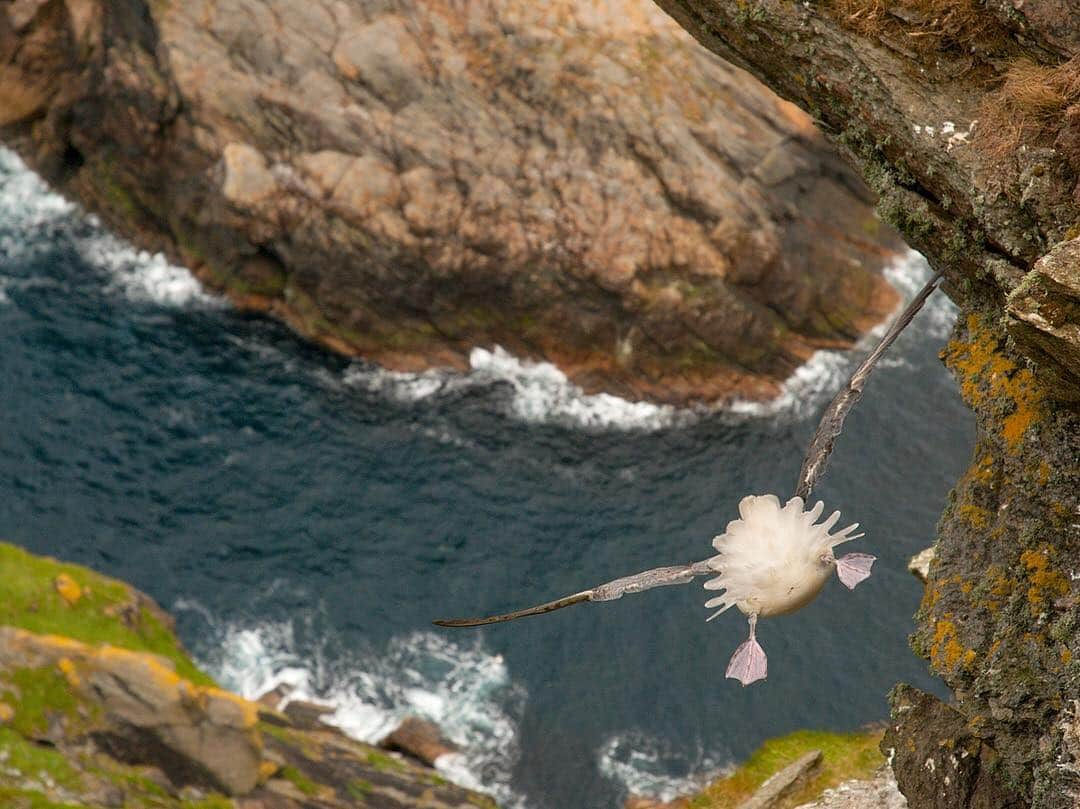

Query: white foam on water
[0,148,76,251]
[343,252,955,429]
[728,249,957,419]
[882,248,958,341]
[469,346,694,430]
[344,346,696,431]
[176,608,528,809]
[598,731,729,803]
[0,147,217,308]
[85,233,219,307]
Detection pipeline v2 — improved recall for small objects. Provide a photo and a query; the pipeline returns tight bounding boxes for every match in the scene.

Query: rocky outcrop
[0,542,496,808]
[793,767,907,809]
[0,625,263,795]
[645,0,1080,807]
[0,0,901,405]
[739,750,823,809]
[380,717,458,767]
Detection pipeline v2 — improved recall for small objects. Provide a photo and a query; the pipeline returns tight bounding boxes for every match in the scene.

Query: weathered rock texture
[643,0,1080,807]
[793,767,907,809]
[0,0,901,404]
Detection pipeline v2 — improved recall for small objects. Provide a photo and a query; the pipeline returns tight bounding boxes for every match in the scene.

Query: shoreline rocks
[0,0,901,406]
[0,541,497,808]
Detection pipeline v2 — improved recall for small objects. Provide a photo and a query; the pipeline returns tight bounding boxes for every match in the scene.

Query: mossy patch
[365,750,406,772]
[0,728,82,790]
[0,666,84,739]
[688,729,884,808]
[0,542,214,687]
[179,796,233,809]
[346,778,373,798]
[0,788,85,809]
[279,765,319,797]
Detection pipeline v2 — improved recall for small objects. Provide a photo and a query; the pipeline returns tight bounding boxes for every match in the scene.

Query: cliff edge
[0,541,497,809]
[0,0,901,405]
[645,0,1080,806]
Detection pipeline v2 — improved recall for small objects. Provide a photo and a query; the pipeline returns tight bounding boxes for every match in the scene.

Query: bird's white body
[704,494,875,685]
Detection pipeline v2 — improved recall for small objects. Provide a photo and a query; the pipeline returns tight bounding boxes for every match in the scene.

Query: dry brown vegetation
[825,0,1011,55]
[977,56,1080,160]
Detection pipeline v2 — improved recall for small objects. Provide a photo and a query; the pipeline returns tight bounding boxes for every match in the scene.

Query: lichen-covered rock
[793,766,907,809]
[1007,237,1080,401]
[640,1,1079,807]
[882,685,1024,809]
[0,625,262,794]
[0,0,901,405]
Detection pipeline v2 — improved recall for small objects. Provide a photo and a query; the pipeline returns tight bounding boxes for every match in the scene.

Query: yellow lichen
[1061,648,1073,665]
[259,759,281,783]
[0,702,13,723]
[1036,461,1051,486]
[958,504,990,529]
[1020,548,1069,608]
[931,617,967,670]
[53,574,82,606]
[56,657,81,688]
[942,313,1045,449]
[970,453,996,485]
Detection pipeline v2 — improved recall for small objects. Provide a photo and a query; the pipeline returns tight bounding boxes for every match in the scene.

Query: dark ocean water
[0,147,974,808]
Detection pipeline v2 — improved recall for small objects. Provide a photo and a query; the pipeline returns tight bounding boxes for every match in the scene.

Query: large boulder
[0,0,901,405]
[0,625,263,795]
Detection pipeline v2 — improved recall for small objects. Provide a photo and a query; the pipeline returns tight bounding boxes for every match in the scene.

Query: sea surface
[0,147,974,809]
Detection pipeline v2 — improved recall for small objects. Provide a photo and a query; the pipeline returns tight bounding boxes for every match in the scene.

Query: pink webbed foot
[726,614,767,686]
[836,553,876,589]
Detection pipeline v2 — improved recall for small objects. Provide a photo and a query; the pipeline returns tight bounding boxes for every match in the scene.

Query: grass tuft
[0,542,215,687]
[688,729,885,809]
[977,57,1080,160]
[825,0,1011,56]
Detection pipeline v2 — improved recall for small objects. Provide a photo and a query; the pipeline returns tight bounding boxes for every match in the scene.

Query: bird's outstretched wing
[795,269,944,500]
[434,559,714,627]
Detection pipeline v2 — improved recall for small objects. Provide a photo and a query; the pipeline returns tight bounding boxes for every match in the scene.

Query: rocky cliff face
[0,542,496,809]
[643,0,1079,806]
[0,0,900,405]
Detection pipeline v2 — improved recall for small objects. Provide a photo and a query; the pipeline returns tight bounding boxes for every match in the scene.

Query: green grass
[280,766,319,797]
[365,750,406,772]
[0,542,214,686]
[0,667,85,738]
[180,796,234,809]
[0,728,82,789]
[0,788,86,809]
[688,729,885,809]
[346,778,374,798]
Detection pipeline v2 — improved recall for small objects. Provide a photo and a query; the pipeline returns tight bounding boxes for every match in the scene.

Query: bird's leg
[836,553,876,590]
[725,613,767,686]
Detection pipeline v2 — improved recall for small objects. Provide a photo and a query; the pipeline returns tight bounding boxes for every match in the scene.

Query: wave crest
[173,603,527,808]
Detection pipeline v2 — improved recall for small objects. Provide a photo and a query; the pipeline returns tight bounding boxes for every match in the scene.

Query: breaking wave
[344,346,697,431]
[0,147,216,308]
[174,602,528,808]
[598,731,728,803]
